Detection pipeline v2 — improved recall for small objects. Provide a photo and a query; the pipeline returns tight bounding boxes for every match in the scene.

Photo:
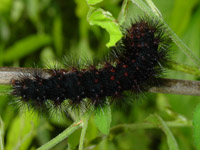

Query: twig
[149,78,200,96]
[0,67,51,84]
[37,120,83,150]
[0,67,200,96]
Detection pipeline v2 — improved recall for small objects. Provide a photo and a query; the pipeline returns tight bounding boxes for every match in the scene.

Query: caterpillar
[11,17,171,113]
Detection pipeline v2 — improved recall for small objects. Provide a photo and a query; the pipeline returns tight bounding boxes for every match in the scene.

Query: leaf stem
[145,0,162,17]
[78,111,91,150]
[78,119,89,150]
[168,61,200,77]
[110,120,192,133]
[37,120,83,150]
[147,114,179,150]
[118,0,129,25]
[0,117,4,150]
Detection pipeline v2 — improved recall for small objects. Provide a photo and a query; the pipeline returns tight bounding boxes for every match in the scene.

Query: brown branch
[0,67,51,84]
[0,67,200,96]
[149,78,200,96]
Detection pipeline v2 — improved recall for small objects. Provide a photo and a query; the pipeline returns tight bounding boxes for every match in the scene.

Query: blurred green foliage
[0,0,200,149]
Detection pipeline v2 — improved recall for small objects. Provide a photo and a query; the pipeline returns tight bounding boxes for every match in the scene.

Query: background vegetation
[0,0,200,149]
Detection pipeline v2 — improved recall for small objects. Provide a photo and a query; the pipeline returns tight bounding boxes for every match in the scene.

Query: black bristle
[11,17,171,113]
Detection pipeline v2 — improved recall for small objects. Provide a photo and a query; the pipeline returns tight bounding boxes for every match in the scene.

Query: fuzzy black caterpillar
[11,18,171,112]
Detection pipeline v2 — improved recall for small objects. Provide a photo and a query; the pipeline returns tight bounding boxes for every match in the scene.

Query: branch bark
[0,67,51,84]
[149,78,200,96]
[0,67,200,96]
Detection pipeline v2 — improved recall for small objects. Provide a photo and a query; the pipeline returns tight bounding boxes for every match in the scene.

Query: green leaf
[0,0,12,15]
[68,129,82,150]
[87,7,122,47]
[75,0,88,18]
[193,104,200,150]
[40,47,56,67]
[86,0,103,5]
[170,0,199,35]
[3,34,51,62]
[5,112,39,150]
[94,105,111,134]
[53,16,63,57]
[10,0,24,22]
[147,114,179,150]
[27,0,43,31]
